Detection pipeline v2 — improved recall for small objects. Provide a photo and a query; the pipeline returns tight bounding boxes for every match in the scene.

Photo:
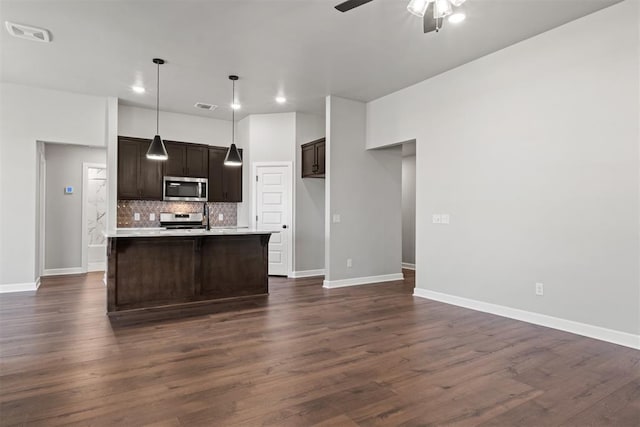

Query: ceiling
[0,0,621,120]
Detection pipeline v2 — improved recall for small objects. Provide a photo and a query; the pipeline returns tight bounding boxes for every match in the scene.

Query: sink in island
[105,228,275,314]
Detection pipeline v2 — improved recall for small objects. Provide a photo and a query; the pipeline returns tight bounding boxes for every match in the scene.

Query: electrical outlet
[134,213,140,221]
[432,214,441,224]
[441,214,450,224]
[218,213,224,221]
[347,258,353,268]
[535,283,544,296]
[333,214,341,223]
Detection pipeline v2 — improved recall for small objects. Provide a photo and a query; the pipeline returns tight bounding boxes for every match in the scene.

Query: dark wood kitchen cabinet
[301,137,325,178]
[163,141,208,178]
[117,136,163,200]
[208,147,243,202]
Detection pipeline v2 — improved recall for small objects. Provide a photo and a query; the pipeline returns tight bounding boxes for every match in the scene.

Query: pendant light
[224,75,242,167]
[146,58,168,161]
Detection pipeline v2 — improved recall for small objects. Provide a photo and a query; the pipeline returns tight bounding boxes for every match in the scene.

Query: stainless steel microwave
[163,176,208,202]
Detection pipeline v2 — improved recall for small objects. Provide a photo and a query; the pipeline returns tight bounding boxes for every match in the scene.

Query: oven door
[163,176,208,202]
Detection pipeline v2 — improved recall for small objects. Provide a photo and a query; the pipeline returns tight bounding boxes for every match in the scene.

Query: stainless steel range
[159,213,204,229]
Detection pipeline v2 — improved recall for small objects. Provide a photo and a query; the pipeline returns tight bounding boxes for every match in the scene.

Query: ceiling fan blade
[335,0,374,12]
[423,3,443,33]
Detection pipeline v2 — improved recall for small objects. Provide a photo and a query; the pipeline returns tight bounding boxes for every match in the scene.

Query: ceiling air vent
[5,21,52,42]
[194,102,217,111]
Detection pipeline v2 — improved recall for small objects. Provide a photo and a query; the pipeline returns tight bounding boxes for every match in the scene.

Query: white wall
[247,113,296,163]
[245,112,296,229]
[295,113,325,272]
[118,105,230,145]
[44,144,106,270]
[366,0,639,337]
[0,83,110,289]
[325,96,402,285]
[402,155,416,265]
[236,116,251,227]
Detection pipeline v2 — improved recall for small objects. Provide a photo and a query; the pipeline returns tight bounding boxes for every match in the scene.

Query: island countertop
[106,227,278,238]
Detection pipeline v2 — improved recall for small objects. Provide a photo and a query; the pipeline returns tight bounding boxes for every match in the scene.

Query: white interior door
[255,164,291,276]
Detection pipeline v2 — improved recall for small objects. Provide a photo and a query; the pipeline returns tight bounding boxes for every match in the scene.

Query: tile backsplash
[118,200,237,228]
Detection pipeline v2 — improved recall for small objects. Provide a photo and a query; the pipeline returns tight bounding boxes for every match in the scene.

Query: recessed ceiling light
[275,96,287,104]
[131,85,145,94]
[448,12,466,24]
[231,103,241,110]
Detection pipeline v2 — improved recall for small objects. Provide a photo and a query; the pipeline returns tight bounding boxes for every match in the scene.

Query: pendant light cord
[156,62,160,135]
[231,79,235,143]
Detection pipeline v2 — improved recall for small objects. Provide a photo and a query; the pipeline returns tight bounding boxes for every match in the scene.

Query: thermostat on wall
[64,186,74,194]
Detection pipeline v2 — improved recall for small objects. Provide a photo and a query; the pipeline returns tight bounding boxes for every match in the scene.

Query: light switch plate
[333,214,341,223]
[347,258,353,268]
[441,214,450,224]
[432,214,441,224]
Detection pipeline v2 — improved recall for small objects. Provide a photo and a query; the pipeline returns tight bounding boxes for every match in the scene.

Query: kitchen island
[105,228,274,313]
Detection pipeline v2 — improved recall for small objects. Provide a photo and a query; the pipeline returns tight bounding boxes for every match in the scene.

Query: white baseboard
[42,267,84,277]
[413,288,640,350]
[88,261,106,272]
[402,263,415,270]
[323,273,404,289]
[0,278,40,293]
[289,269,325,278]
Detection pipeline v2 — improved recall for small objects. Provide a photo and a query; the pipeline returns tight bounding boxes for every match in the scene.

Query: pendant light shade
[147,134,168,160]
[146,58,168,161]
[224,75,242,167]
[224,143,242,166]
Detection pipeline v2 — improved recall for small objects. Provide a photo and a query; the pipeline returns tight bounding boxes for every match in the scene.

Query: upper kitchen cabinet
[117,136,163,200]
[208,147,243,202]
[163,141,208,178]
[301,137,325,178]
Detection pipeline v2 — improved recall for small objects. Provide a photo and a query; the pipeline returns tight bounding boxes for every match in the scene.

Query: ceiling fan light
[449,0,466,7]
[434,0,452,18]
[407,0,431,17]
[448,12,466,23]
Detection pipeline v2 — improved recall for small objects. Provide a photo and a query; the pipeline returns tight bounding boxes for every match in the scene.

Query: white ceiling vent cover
[194,102,218,111]
[5,21,51,42]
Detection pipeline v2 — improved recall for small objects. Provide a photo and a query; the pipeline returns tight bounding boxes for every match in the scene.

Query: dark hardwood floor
[1,270,638,426]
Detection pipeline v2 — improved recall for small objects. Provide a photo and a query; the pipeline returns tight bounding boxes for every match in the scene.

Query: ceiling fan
[335,0,468,33]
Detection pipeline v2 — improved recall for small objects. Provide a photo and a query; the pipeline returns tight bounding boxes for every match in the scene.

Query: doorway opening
[40,143,107,276]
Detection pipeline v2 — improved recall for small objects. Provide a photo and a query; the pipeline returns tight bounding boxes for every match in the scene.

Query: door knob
[282,225,288,229]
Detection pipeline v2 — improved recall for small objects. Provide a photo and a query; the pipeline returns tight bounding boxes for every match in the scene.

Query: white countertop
[105,227,278,238]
